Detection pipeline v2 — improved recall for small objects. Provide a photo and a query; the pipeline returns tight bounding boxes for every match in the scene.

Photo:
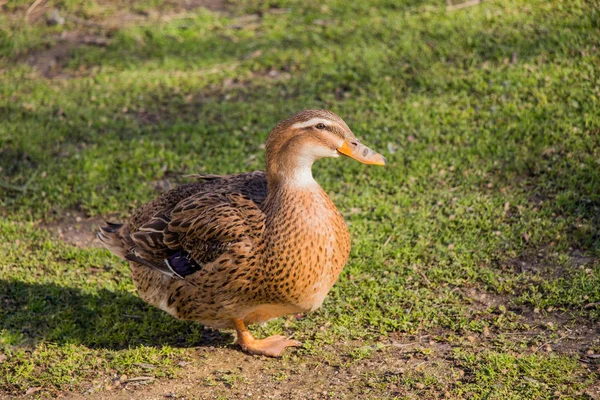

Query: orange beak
[337,139,386,166]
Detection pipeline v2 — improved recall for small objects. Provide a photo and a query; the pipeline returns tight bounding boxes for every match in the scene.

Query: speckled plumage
[98,109,385,356]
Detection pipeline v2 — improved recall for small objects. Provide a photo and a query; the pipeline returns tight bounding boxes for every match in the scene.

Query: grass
[1,0,599,398]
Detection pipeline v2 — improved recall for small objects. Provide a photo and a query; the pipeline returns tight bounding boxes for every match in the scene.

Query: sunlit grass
[1,0,598,397]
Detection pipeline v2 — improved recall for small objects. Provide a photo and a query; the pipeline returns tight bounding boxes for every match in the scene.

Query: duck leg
[233,318,301,357]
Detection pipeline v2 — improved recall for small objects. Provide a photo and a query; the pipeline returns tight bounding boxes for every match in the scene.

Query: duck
[97,109,386,357]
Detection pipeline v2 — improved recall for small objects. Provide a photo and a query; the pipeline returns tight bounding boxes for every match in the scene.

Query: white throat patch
[290,167,317,187]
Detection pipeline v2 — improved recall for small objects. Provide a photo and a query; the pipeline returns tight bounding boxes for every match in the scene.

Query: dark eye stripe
[319,124,341,136]
[302,121,345,139]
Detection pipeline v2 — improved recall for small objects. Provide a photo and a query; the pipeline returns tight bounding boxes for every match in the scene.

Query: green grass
[1,0,599,398]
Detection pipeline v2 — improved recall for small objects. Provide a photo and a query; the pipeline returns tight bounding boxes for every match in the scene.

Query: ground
[0,0,599,399]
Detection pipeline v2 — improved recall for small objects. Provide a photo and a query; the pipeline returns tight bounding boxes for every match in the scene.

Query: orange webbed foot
[233,319,301,357]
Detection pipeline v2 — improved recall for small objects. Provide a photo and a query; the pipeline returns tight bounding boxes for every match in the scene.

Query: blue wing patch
[165,251,202,278]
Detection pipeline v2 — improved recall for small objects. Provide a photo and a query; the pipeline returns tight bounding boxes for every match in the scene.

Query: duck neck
[263,155,331,218]
[266,153,318,190]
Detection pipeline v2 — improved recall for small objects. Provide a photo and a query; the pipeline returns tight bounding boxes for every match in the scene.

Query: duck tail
[97,221,132,259]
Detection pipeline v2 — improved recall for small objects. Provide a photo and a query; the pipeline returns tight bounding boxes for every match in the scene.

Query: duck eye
[316,123,326,129]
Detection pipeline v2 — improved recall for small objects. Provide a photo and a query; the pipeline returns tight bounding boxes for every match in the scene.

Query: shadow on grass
[0,279,232,350]
[484,128,600,255]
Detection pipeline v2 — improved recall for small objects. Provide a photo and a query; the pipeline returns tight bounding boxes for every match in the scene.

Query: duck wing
[98,171,267,279]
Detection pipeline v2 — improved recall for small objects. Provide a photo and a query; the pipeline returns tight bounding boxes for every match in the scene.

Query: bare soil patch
[5,0,232,78]
[39,210,110,248]
[23,31,111,78]
[166,0,229,12]
[56,342,459,400]
[4,0,230,22]
[445,285,599,357]
[503,246,597,279]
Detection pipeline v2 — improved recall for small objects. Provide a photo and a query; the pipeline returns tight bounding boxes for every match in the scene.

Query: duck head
[265,110,386,186]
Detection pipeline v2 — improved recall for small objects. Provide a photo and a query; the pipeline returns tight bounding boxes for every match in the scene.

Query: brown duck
[98,109,385,357]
